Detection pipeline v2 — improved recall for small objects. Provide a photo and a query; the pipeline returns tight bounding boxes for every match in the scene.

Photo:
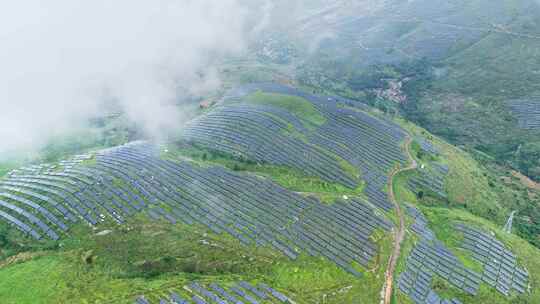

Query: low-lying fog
[0,1,259,156]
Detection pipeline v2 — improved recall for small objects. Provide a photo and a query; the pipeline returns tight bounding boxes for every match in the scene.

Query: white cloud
[0,0,249,153]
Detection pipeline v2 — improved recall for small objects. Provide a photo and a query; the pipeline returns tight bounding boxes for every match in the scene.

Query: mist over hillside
[0,1,252,154]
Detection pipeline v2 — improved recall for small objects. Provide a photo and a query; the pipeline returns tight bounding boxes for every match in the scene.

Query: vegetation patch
[161,142,366,204]
[0,214,391,304]
[243,91,327,129]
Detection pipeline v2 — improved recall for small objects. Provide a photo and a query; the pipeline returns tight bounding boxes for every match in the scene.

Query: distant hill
[259,0,540,183]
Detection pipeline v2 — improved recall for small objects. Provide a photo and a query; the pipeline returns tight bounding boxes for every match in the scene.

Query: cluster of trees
[514,141,540,182]
[517,204,540,249]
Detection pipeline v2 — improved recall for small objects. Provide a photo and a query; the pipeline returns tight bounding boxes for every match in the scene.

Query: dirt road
[381,136,417,304]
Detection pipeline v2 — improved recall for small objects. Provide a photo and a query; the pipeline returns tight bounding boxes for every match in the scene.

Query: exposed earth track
[381,136,417,304]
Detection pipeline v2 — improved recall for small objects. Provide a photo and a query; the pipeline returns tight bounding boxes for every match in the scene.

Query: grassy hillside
[391,123,540,304]
[0,217,388,303]
[398,120,540,249]
[0,164,389,304]
[1,86,539,304]
[392,205,540,304]
[243,91,327,129]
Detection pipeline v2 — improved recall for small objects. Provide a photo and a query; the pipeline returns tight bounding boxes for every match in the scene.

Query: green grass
[0,151,43,178]
[421,208,484,273]
[0,213,391,304]
[0,162,18,178]
[79,156,97,167]
[430,275,473,302]
[410,139,439,164]
[0,220,59,260]
[0,255,68,304]
[242,91,327,130]
[392,168,419,205]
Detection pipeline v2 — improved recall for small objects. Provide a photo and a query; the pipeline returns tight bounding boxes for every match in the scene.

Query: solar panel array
[0,141,392,277]
[408,163,449,199]
[400,207,531,303]
[416,137,439,155]
[135,281,293,304]
[181,83,407,211]
[398,206,473,304]
[181,103,358,188]
[406,205,435,241]
[508,99,540,130]
[455,223,530,295]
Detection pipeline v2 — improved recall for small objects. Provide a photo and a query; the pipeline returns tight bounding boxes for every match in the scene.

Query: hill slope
[0,84,538,304]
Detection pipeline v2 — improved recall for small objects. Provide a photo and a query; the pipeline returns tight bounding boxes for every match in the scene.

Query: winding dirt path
[381,136,417,304]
